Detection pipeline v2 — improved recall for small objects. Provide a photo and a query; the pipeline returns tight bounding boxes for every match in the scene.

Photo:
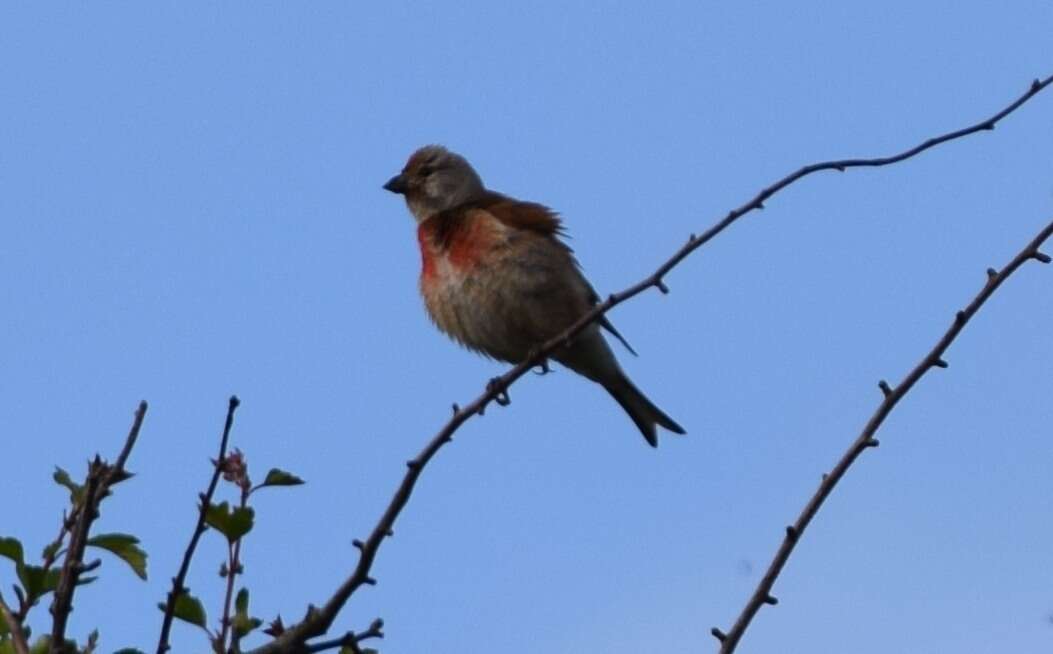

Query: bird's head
[383,145,485,222]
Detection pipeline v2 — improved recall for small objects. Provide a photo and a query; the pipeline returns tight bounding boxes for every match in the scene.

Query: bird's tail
[604,373,686,447]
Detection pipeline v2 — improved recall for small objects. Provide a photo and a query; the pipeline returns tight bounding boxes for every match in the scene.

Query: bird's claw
[528,349,553,376]
[487,377,511,406]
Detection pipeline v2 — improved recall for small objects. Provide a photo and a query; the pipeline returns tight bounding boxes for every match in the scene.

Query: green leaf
[17,565,60,601]
[52,467,84,504]
[255,468,305,490]
[231,587,262,638]
[87,533,148,580]
[0,537,24,567]
[157,593,208,630]
[205,503,254,543]
[235,587,249,614]
[0,640,15,654]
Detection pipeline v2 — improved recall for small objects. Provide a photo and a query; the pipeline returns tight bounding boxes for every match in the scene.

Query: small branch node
[363,576,377,586]
[865,438,880,448]
[955,310,967,324]
[1032,251,1051,264]
[764,594,779,606]
[756,201,765,210]
[981,121,996,131]
[710,627,727,643]
[932,357,949,369]
[785,525,798,540]
[451,403,460,415]
[878,380,893,397]
[406,460,420,471]
[352,539,364,551]
[986,267,998,279]
[654,279,670,294]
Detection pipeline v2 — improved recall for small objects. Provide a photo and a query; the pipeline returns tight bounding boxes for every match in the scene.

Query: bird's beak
[383,174,408,195]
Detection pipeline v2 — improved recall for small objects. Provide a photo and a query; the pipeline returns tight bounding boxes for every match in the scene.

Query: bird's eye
[419,164,436,177]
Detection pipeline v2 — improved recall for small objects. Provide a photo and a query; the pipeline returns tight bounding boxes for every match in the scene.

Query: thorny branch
[711,219,1053,653]
[156,395,241,654]
[247,74,1052,653]
[49,400,147,653]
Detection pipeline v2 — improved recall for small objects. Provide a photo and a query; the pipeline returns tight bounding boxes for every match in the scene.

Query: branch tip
[352,539,364,550]
[986,267,998,279]
[865,438,880,448]
[711,628,728,642]
[878,380,893,397]
[655,279,670,294]
[363,576,377,586]
[1032,251,1051,264]
[763,594,779,606]
[932,358,949,369]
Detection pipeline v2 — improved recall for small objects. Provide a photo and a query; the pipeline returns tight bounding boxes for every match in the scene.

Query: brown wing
[475,191,567,237]
[477,191,638,356]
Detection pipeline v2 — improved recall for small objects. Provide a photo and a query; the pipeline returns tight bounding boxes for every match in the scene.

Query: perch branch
[248,73,1052,653]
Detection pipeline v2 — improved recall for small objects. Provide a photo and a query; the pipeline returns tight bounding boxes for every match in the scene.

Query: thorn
[352,539,364,550]
[821,473,828,482]
[654,279,670,294]
[955,310,967,324]
[1032,78,1042,91]
[688,233,697,244]
[363,576,377,586]
[865,438,880,448]
[986,267,998,279]
[764,594,779,606]
[785,525,798,540]
[710,627,727,642]
[932,358,948,369]
[878,380,892,397]
[1033,251,1051,264]
[451,403,460,415]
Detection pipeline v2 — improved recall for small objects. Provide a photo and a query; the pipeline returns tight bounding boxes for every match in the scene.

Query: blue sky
[2,3,1051,653]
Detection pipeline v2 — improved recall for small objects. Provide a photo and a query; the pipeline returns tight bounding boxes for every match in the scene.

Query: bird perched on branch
[383,145,685,446]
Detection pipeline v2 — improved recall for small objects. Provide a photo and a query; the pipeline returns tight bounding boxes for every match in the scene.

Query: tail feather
[604,373,686,447]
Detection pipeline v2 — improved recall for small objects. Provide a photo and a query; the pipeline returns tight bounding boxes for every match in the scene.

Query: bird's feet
[486,377,511,406]
[528,347,553,376]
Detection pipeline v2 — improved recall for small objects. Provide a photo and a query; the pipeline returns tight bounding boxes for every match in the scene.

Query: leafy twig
[0,592,30,654]
[49,400,148,652]
[157,395,240,654]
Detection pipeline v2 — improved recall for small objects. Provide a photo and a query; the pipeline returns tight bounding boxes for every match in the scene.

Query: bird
[383,145,685,446]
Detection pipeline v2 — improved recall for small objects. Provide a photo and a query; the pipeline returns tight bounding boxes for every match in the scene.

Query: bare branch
[712,218,1053,653]
[50,400,148,652]
[304,618,384,654]
[156,395,241,654]
[0,592,30,654]
[248,74,1051,652]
